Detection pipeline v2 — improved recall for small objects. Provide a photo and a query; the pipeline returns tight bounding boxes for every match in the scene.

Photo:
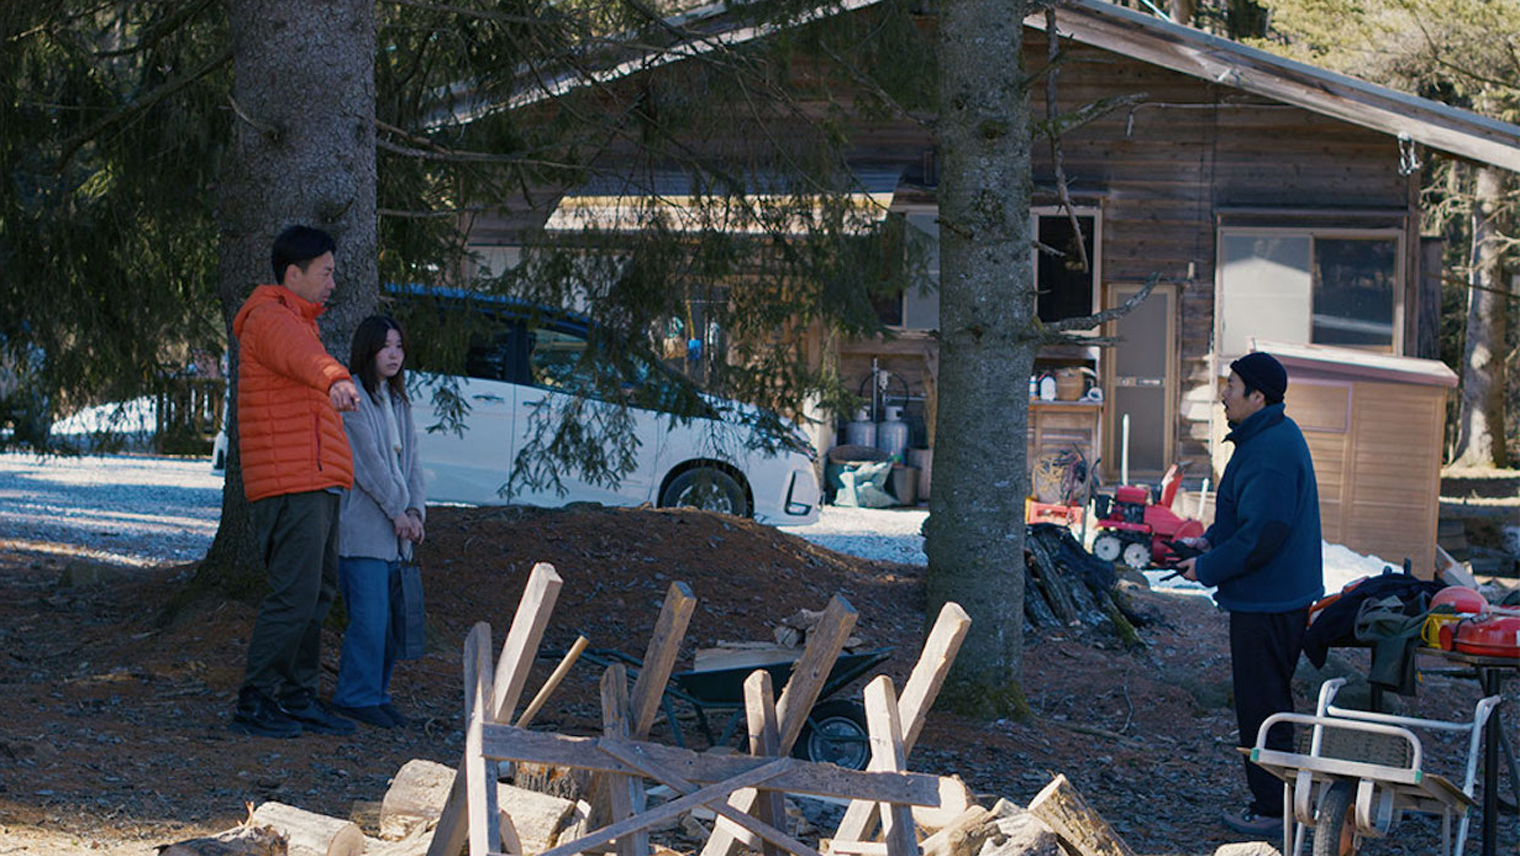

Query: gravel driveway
[0,451,928,566]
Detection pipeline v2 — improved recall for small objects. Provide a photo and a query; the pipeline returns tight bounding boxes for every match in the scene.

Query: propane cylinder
[843,408,877,448]
[875,405,910,459]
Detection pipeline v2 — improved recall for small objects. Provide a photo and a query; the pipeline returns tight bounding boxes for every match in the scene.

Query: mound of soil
[0,505,1493,855]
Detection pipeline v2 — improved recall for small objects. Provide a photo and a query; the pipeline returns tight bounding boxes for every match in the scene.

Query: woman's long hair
[348,315,409,404]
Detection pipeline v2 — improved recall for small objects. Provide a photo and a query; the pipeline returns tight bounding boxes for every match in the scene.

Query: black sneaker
[229,687,302,738]
[1220,806,1285,837]
[331,703,396,729]
[379,702,410,727]
[277,691,357,736]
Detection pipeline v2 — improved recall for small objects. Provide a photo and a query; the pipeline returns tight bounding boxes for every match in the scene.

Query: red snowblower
[1091,463,1205,569]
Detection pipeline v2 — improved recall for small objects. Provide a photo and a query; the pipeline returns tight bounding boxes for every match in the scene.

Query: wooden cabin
[456,0,1520,544]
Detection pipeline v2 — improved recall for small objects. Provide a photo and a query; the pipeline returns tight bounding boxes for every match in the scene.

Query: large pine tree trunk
[925,0,1035,715]
[201,0,379,584]
[1451,164,1508,469]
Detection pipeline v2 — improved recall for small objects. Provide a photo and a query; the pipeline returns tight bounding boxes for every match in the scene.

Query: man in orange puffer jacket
[229,225,362,738]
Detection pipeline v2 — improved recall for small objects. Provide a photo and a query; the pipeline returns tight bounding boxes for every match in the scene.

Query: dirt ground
[0,504,1512,855]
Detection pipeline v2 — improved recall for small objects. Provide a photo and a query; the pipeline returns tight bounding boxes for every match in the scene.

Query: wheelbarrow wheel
[1312,780,1360,856]
[793,699,870,771]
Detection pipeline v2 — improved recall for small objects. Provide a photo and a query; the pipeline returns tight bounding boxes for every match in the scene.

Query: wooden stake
[833,602,971,846]
[463,622,501,856]
[862,677,918,856]
[745,670,787,856]
[704,595,858,856]
[429,564,563,856]
[629,581,697,740]
[601,663,647,856]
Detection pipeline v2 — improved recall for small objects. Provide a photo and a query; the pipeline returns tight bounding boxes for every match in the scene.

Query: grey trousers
[242,490,341,702]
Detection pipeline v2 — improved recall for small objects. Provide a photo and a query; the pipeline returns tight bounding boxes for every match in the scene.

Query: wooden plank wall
[1020,31,1415,472]
[1287,377,1443,573]
[460,15,1422,479]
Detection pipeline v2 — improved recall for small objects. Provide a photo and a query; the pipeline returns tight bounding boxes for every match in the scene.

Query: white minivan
[402,290,821,525]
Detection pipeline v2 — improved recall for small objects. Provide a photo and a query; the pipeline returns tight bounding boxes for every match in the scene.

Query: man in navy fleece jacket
[1177,351,1324,838]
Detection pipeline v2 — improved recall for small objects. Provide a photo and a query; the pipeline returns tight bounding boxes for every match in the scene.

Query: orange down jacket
[233,284,354,501]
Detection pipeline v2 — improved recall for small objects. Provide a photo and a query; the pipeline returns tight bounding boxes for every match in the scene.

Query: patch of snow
[50,396,159,436]
[1145,539,1402,599]
[785,505,928,565]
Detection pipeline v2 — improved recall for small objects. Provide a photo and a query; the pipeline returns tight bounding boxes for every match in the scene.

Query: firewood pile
[1023,524,1155,643]
[158,561,1256,856]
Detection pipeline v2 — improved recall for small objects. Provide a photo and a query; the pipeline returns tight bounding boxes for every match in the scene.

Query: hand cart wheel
[792,699,871,770]
[1312,780,1360,856]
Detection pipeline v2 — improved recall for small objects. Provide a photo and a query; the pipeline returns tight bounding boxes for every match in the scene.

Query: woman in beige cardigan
[333,316,426,728]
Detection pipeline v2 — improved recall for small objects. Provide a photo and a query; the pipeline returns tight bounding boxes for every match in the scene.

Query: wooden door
[1103,283,1177,482]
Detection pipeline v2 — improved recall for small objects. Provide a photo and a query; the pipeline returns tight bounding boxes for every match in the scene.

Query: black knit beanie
[1229,352,1287,404]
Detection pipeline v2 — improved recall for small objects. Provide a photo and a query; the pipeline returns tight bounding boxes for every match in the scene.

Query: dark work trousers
[1230,607,1309,817]
[242,489,342,703]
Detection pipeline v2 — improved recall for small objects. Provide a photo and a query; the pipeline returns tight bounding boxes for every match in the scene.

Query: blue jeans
[334,556,397,708]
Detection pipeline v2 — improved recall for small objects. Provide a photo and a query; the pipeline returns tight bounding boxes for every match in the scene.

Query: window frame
[1214,225,1406,360]
[1030,206,1103,334]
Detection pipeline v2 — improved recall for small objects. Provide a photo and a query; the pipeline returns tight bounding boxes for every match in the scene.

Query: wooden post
[429,564,563,856]
[862,677,917,856]
[745,670,787,856]
[493,563,566,721]
[1027,774,1136,856]
[703,596,858,856]
[601,664,647,856]
[833,602,971,846]
[463,622,502,856]
[630,581,697,740]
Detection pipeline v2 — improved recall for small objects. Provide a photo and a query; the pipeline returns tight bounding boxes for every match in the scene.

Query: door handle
[471,394,505,403]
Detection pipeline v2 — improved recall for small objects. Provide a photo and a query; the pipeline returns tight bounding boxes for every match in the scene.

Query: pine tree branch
[1043,274,1164,335]
[380,0,540,25]
[1043,9,1088,275]
[375,119,583,168]
[94,0,217,58]
[54,45,233,173]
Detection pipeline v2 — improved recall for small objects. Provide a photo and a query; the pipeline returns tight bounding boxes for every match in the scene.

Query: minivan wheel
[661,468,747,516]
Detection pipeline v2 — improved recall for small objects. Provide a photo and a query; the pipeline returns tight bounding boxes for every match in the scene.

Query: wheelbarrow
[1246,677,1500,856]
[577,646,893,770]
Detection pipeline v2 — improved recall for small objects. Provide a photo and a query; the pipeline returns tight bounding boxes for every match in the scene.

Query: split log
[917,805,995,856]
[1026,775,1135,856]
[382,758,591,850]
[1213,844,1282,856]
[910,775,976,832]
[158,826,285,856]
[251,801,365,856]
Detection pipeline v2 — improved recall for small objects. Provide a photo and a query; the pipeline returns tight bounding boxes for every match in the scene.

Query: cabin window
[876,213,940,331]
[1034,210,1100,325]
[1217,227,1402,358]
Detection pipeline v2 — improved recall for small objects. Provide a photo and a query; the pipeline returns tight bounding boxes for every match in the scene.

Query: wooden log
[250,802,365,856]
[1024,584,1060,629]
[916,805,994,856]
[1026,775,1135,856]
[910,775,975,833]
[158,826,285,856]
[380,758,587,851]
